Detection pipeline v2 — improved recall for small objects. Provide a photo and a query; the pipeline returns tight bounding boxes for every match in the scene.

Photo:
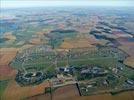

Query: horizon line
[1,0,134,8]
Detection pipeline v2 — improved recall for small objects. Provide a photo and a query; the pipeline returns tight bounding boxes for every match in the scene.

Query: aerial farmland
[0,5,134,100]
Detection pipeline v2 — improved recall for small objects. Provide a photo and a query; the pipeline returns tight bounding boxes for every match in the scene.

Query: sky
[1,0,134,8]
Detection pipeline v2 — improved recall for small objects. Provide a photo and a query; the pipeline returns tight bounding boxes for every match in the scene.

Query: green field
[10,46,129,74]
[0,80,9,97]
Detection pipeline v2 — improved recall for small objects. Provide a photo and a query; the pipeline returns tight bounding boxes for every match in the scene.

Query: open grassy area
[0,80,9,97]
[10,46,128,72]
[48,30,77,48]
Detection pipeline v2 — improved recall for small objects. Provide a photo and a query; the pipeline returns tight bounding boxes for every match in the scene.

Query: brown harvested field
[0,53,16,65]
[119,41,134,68]
[0,48,18,65]
[0,48,18,80]
[0,65,16,80]
[28,84,80,100]
[124,57,134,68]
[60,37,94,49]
[52,84,80,100]
[26,93,51,100]
[71,91,134,100]
[119,42,134,56]
[2,80,50,100]
[60,35,101,49]
[20,86,134,100]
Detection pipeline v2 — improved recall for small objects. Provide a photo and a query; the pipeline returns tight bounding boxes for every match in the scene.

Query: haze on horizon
[1,0,134,8]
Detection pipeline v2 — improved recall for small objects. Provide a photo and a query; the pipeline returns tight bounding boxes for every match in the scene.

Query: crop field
[0,48,18,65]
[52,84,80,100]
[0,79,9,97]
[0,48,17,79]
[26,84,80,100]
[60,34,108,49]
[1,80,49,100]
[118,41,134,68]
[71,91,134,100]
